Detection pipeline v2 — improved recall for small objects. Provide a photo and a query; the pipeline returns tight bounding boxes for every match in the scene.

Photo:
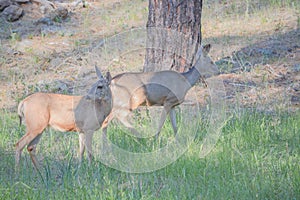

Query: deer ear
[95,65,104,79]
[203,44,211,56]
[106,71,112,84]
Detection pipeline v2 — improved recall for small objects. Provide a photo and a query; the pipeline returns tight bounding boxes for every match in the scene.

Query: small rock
[35,7,68,25]
[2,5,23,22]
[50,57,62,68]
[292,64,300,72]
[40,25,63,35]
[112,2,121,9]
[55,80,69,92]
[35,17,54,25]
[40,5,47,14]
[291,95,300,105]
[50,7,68,21]
[0,0,11,12]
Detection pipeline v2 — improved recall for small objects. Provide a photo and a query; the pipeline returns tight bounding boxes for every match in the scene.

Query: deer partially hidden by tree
[102,44,219,138]
[16,66,112,169]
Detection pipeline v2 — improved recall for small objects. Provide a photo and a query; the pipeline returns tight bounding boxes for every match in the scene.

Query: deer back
[110,70,191,109]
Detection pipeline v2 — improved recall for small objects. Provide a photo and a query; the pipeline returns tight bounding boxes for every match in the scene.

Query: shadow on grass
[0,145,15,181]
[214,28,300,73]
[206,28,300,109]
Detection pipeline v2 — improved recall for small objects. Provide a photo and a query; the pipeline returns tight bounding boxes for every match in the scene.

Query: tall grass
[204,0,299,18]
[0,109,299,199]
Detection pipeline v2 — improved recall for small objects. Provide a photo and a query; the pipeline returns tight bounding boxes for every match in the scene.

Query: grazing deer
[16,66,112,169]
[102,44,219,138]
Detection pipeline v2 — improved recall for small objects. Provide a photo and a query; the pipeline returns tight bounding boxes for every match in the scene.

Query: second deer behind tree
[102,44,219,138]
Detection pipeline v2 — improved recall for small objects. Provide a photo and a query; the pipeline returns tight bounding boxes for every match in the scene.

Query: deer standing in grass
[16,66,112,169]
[102,44,219,138]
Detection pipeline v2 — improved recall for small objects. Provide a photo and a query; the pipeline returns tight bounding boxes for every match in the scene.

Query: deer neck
[181,66,201,86]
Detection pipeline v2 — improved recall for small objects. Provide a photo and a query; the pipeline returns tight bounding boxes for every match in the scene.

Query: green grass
[204,0,299,17]
[0,109,299,199]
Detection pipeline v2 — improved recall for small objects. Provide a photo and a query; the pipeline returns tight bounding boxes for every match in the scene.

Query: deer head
[194,44,219,78]
[86,65,112,101]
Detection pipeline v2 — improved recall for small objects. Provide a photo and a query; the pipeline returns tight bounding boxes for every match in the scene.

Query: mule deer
[102,44,218,138]
[16,66,112,169]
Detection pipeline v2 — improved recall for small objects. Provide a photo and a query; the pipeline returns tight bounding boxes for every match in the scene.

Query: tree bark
[144,0,202,72]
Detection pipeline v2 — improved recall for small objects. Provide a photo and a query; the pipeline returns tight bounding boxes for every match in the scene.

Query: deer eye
[97,85,103,89]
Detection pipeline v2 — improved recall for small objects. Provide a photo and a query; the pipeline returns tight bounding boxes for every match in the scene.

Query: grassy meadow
[0,0,300,199]
[0,109,299,199]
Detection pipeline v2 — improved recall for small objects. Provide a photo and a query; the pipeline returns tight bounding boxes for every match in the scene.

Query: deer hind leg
[27,134,42,169]
[15,131,43,169]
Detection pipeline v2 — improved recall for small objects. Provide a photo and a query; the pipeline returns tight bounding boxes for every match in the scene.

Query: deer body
[102,44,218,138]
[18,93,80,132]
[111,70,189,108]
[16,67,112,169]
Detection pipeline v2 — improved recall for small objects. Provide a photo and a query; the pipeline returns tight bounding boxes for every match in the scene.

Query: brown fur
[102,44,218,138]
[15,67,112,169]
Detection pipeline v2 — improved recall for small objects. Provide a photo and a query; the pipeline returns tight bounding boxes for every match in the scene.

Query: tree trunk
[144,0,202,72]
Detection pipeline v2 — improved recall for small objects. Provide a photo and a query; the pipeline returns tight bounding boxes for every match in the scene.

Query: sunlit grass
[0,108,299,199]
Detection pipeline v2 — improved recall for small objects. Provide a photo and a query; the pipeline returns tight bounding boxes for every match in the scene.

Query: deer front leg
[155,105,172,139]
[85,132,94,165]
[79,132,94,165]
[101,112,114,138]
[78,133,85,163]
[169,108,178,135]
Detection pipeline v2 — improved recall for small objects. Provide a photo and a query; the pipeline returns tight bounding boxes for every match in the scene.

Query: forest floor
[0,0,299,112]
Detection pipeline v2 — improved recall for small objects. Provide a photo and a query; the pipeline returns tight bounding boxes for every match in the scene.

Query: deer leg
[169,108,178,135]
[79,132,94,164]
[15,131,43,169]
[27,134,42,169]
[119,117,136,133]
[15,133,30,168]
[85,132,94,165]
[78,133,85,163]
[116,109,140,136]
[101,112,114,138]
[155,106,172,138]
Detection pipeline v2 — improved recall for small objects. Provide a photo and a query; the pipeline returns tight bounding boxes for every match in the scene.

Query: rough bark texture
[144,0,202,72]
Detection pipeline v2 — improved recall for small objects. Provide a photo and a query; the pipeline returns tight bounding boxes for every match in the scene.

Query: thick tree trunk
[144,0,202,72]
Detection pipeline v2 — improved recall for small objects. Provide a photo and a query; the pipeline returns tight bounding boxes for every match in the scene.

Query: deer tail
[17,100,24,126]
